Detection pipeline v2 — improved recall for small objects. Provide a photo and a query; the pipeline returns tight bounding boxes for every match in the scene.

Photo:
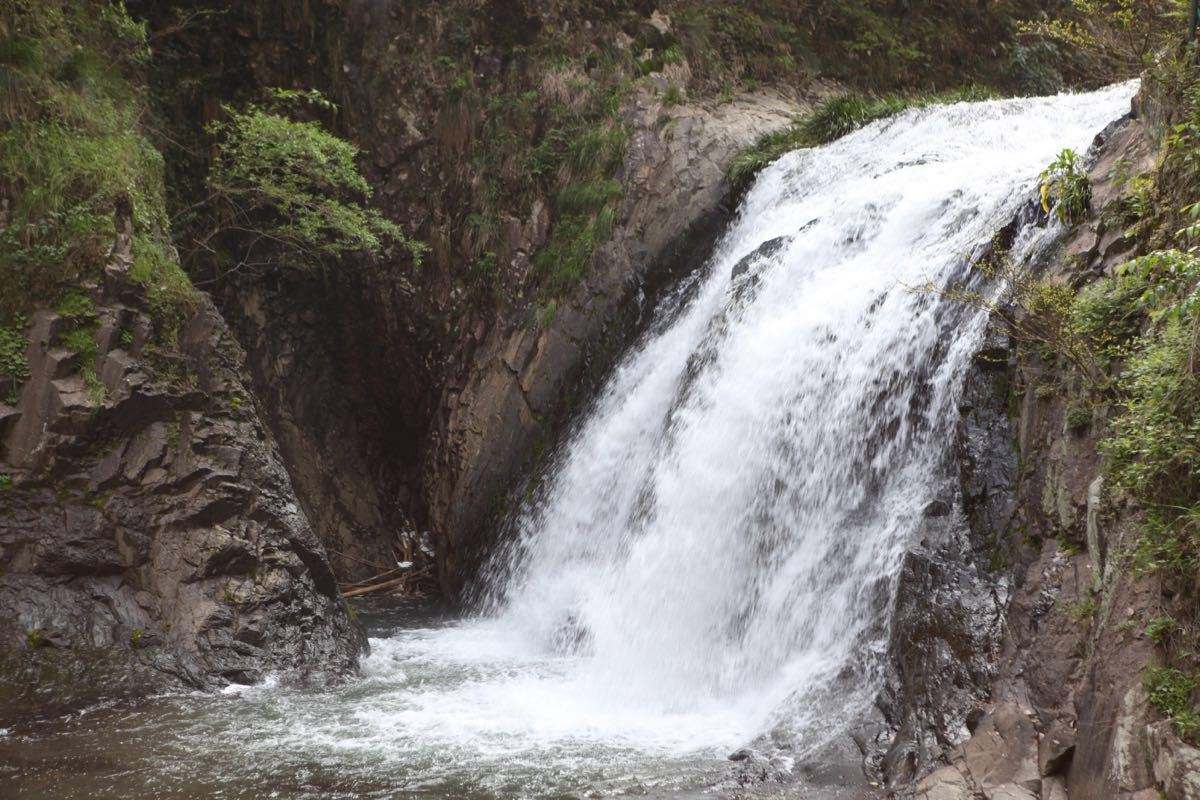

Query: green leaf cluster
[1040,149,1091,226]
[204,100,425,271]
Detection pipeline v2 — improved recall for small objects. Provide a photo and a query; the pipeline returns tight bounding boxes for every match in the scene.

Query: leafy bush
[1040,149,1091,225]
[1018,0,1181,85]
[1103,318,1200,504]
[1116,250,1200,322]
[1070,276,1143,360]
[200,93,425,275]
[0,322,30,403]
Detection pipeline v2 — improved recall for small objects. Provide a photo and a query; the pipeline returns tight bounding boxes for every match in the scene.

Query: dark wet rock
[0,264,364,709]
[888,95,1195,800]
[874,308,1016,789]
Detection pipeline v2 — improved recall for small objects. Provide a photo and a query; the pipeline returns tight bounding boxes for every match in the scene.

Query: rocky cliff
[0,237,364,713]
[879,78,1200,800]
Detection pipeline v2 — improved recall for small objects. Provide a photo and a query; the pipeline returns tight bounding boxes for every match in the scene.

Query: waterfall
[94,83,1137,800]
[478,82,1137,749]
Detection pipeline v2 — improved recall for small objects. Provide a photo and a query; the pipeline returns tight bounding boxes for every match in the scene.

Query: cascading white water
[477,81,1139,749]
[11,83,1137,800]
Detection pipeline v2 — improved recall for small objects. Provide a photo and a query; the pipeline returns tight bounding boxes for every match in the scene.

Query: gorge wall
[874,80,1200,800]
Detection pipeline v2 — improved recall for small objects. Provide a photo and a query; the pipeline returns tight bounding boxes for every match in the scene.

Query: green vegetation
[0,474,12,491]
[1066,401,1093,432]
[1146,666,1200,741]
[0,0,191,326]
[1148,616,1180,645]
[935,54,1200,742]
[1040,149,1092,225]
[526,102,629,297]
[196,90,425,277]
[0,321,30,404]
[1018,0,1183,85]
[669,0,1050,92]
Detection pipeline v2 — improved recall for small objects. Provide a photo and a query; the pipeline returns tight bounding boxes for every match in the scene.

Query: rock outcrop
[425,87,809,588]
[885,81,1200,800]
[0,256,364,712]
[218,69,811,591]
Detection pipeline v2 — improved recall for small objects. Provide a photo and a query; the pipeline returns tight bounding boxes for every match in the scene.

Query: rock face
[885,84,1200,800]
[219,73,811,591]
[0,261,364,709]
[426,88,808,588]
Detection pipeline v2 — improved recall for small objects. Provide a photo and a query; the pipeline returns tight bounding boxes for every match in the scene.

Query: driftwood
[339,567,433,598]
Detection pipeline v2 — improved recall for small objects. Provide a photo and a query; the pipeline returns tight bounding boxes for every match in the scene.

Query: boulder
[0,265,364,710]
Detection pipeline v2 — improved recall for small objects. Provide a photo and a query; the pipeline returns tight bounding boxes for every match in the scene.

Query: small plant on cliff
[1102,318,1200,505]
[195,89,425,278]
[1145,665,1200,742]
[1147,616,1180,645]
[0,474,12,491]
[0,322,30,402]
[914,244,1112,393]
[1040,149,1091,225]
[0,1,189,324]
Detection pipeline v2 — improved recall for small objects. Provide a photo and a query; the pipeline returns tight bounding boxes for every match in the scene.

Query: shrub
[1102,318,1200,505]
[0,323,30,404]
[1066,401,1093,432]
[1147,616,1179,645]
[1145,665,1200,742]
[1040,149,1091,225]
[1018,0,1180,85]
[1070,276,1143,360]
[200,93,425,275]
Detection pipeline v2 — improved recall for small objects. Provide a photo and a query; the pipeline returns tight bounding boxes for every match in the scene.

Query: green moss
[0,474,12,492]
